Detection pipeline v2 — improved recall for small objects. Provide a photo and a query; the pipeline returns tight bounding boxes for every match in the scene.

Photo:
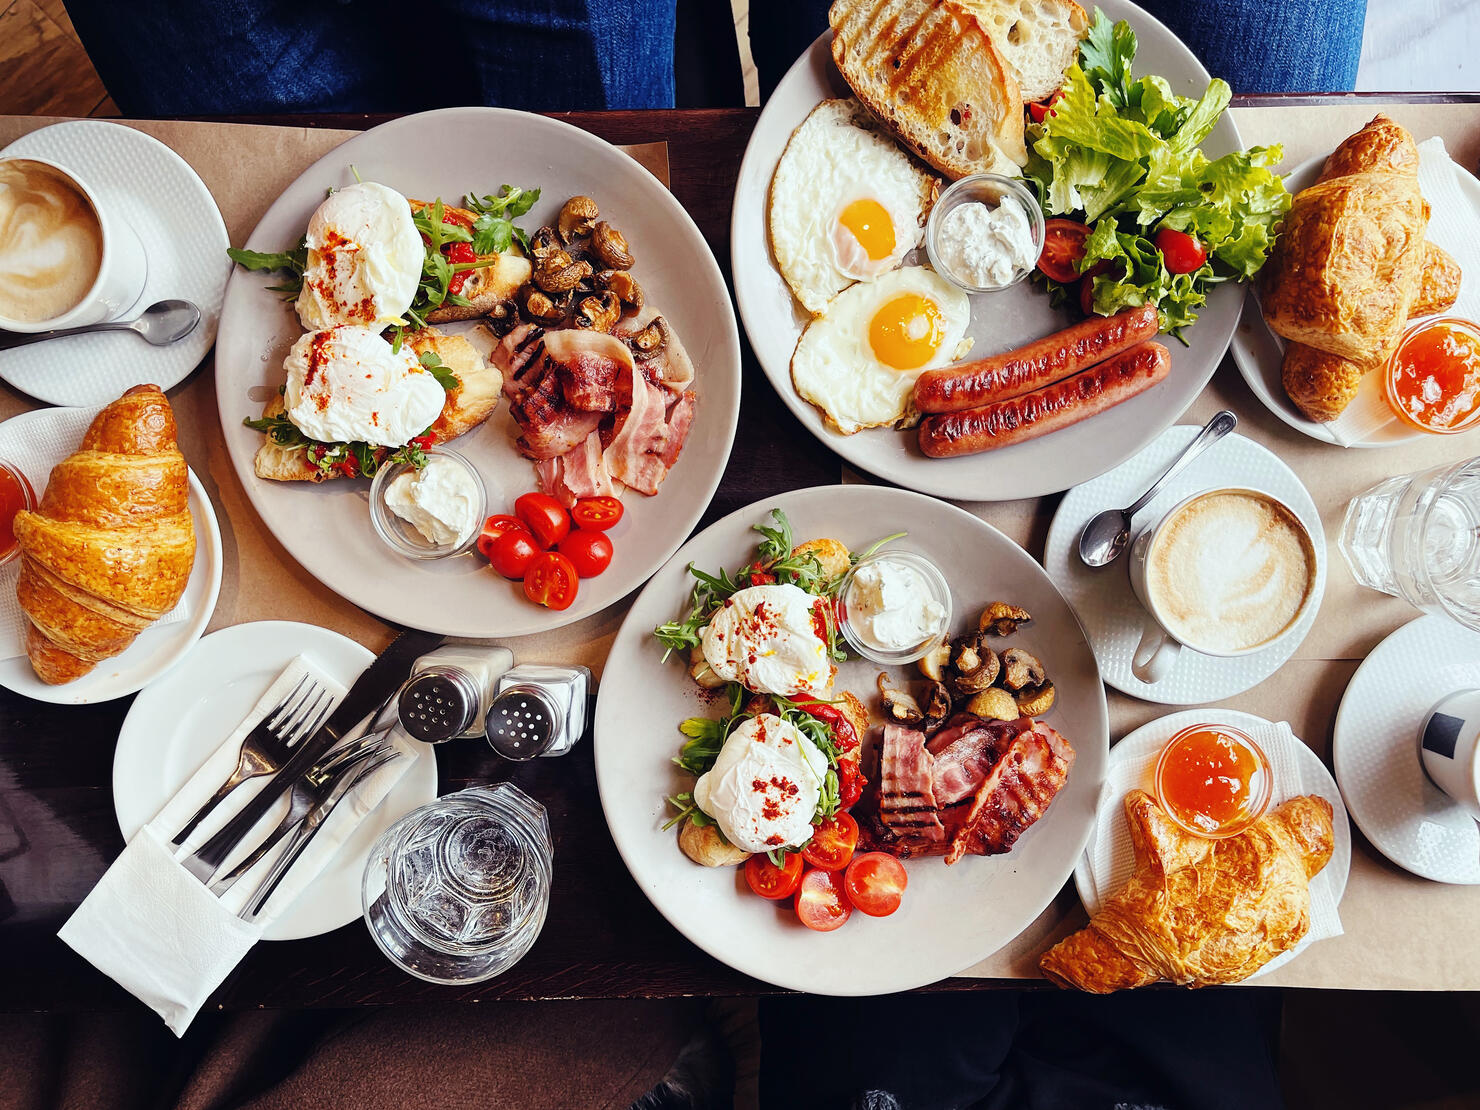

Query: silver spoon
[1077,409,1238,568]
[0,299,201,351]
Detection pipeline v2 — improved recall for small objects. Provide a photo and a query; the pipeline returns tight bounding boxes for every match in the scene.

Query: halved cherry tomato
[837,760,865,809]
[523,550,579,610]
[1154,227,1208,275]
[514,492,571,549]
[571,496,624,531]
[1027,89,1064,124]
[795,867,853,932]
[802,812,859,872]
[487,529,541,580]
[476,514,530,561]
[557,529,614,578]
[844,852,908,917]
[1037,218,1091,284]
[745,852,804,900]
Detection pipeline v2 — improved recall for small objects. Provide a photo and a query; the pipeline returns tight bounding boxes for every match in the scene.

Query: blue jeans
[66,0,676,114]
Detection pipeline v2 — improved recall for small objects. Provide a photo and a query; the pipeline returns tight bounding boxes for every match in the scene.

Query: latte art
[0,159,103,323]
[1147,491,1314,654]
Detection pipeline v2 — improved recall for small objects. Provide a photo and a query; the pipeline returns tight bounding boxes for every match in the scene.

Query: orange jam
[1385,317,1480,434]
[0,461,35,565]
[1153,725,1271,838]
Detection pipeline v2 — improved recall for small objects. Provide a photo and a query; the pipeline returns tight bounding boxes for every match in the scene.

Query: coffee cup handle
[1132,621,1181,684]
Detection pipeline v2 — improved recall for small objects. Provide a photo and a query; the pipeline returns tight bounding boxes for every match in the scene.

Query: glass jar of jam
[1384,316,1480,434]
[0,460,36,567]
[1153,724,1272,839]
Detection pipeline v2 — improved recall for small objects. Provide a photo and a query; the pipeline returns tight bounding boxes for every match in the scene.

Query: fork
[170,675,335,847]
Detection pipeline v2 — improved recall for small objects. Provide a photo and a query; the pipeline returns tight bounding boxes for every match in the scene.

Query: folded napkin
[0,406,190,660]
[59,655,417,1035]
[1081,716,1343,980]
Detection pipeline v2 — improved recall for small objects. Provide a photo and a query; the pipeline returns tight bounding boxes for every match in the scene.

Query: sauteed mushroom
[922,681,951,729]
[575,291,622,331]
[628,316,671,360]
[598,269,644,310]
[1000,648,1046,692]
[557,195,599,242]
[527,225,562,262]
[917,642,951,683]
[979,602,1032,637]
[533,250,593,294]
[1014,680,1056,717]
[590,221,635,269]
[878,673,924,726]
[521,285,566,324]
[965,688,1019,721]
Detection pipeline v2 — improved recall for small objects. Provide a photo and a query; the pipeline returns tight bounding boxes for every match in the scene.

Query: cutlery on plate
[178,629,441,884]
[1077,410,1238,568]
[240,748,403,920]
[171,675,334,847]
[0,299,202,350]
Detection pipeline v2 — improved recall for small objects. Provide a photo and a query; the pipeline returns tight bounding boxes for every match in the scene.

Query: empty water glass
[362,784,552,984]
[1338,457,1480,631]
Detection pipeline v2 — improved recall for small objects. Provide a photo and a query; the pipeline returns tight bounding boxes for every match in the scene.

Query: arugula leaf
[227,243,308,299]
[418,350,462,391]
[466,185,541,255]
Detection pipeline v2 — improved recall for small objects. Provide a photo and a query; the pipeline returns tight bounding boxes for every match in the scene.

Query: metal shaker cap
[486,684,560,760]
[398,668,479,743]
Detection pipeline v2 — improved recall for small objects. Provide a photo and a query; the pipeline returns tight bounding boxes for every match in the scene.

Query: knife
[180,628,442,883]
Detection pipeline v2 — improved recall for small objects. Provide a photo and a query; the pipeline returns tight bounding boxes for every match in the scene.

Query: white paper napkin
[0,406,189,660]
[59,655,417,1035]
[1081,717,1344,979]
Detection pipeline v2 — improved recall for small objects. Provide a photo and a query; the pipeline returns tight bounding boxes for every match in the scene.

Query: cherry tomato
[745,852,804,900]
[557,529,614,578]
[570,496,624,531]
[523,550,579,610]
[837,760,865,809]
[795,867,853,932]
[1037,218,1091,284]
[1027,89,1064,124]
[487,529,540,580]
[844,852,908,917]
[476,514,530,561]
[514,492,571,549]
[802,812,859,872]
[1154,227,1208,275]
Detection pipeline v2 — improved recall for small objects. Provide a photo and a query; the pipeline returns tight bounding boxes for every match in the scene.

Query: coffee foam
[0,159,103,323]
[1147,491,1314,654]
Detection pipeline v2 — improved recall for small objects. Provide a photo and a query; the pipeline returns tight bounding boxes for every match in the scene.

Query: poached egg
[296,181,424,330]
[693,713,828,853]
[700,583,831,699]
[283,325,445,447]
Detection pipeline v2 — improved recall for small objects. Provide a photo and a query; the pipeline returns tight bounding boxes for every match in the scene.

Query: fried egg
[694,713,828,853]
[770,99,937,315]
[701,583,831,699]
[791,266,972,434]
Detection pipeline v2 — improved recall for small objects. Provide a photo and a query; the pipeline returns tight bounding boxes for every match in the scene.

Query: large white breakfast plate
[731,0,1249,500]
[114,621,439,941]
[216,107,741,637]
[595,485,1109,994]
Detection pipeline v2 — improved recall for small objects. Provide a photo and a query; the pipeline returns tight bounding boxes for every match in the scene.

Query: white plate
[1075,708,1350,981]
[0,121,229,407]
[1333,614,1480,884]
[1044,424,1326,704]
[1231,152,1480,447]
[216,107,741,638]
[113,620,440,940]
[730,0,1248,500]
[594,484,1108,995]
[0,408,222,704]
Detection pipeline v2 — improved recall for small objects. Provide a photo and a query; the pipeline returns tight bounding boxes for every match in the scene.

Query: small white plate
[1044,424,1327,705]
[1075,708,1350,981]
[113,620,440,940]
[0,121,230,407]
[1333,614,1480,884]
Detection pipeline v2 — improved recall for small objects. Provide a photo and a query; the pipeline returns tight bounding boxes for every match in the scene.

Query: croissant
[1039,790,1334,992]
[13,385,195,684]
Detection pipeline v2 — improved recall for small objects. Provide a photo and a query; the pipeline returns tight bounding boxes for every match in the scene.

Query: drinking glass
[362,784,552,984]
[1338,457,1480,631]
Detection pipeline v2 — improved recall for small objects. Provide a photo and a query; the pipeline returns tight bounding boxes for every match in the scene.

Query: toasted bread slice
[956,0,1087,102]
[252,329,502,482]
[407,199,531,323]
[829,0,1027,179]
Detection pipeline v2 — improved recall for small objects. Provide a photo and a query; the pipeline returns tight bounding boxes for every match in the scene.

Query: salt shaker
[398,644,514,743]
[485,663,592,760]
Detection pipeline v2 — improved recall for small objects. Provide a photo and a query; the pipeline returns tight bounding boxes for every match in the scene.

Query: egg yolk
[838,198,896,262]
[868,293,946,370]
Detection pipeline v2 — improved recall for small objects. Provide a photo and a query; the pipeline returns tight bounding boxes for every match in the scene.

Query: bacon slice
[878,724,946,843]
[945,722,1075,864]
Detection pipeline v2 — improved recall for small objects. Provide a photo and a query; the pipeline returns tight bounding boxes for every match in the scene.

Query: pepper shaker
[485,663,592,760]
[397,644,514,743]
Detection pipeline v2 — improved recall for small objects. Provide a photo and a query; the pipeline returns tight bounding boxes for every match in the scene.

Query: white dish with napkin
[1075,708,1350,982]
[1231,136,1480,447]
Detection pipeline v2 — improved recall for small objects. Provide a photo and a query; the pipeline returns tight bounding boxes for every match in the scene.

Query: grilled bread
[406,199,531,323]
[829,0,1027,179]
[956,0,1087,102]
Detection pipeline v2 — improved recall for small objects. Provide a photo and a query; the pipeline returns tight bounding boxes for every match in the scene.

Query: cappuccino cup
[1418,689,1480,818]
[0,156,146,332]
[1128,487,1318,684]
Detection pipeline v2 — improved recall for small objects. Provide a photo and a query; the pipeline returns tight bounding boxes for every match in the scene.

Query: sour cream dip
[843,554,948,654]
[384,454,480,547]
[934,196,1037,289]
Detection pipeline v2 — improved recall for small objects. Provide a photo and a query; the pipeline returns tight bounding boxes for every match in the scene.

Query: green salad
[1022,9,1291,336]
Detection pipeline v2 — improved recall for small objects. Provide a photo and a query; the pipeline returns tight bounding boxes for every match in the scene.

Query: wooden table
[2,98,1479,1015]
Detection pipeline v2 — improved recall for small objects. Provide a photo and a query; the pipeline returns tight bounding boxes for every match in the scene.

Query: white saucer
[1044,424,1327,705]
[1333,615,1480,884]
[1075,708,1350,981]
[113,621,440,941]
[0,121,229,407]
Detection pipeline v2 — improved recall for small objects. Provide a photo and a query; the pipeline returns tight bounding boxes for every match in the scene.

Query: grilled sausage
[913,304,1160,414]
[917,341,1171,458]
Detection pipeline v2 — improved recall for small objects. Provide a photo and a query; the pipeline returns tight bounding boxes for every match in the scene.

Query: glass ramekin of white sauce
[925,173,1045,293]
[835,550,953,665]
[369,447,487,560]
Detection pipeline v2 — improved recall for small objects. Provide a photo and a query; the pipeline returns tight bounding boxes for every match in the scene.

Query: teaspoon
[1077,409,1238,568]
[0,299,201,351]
